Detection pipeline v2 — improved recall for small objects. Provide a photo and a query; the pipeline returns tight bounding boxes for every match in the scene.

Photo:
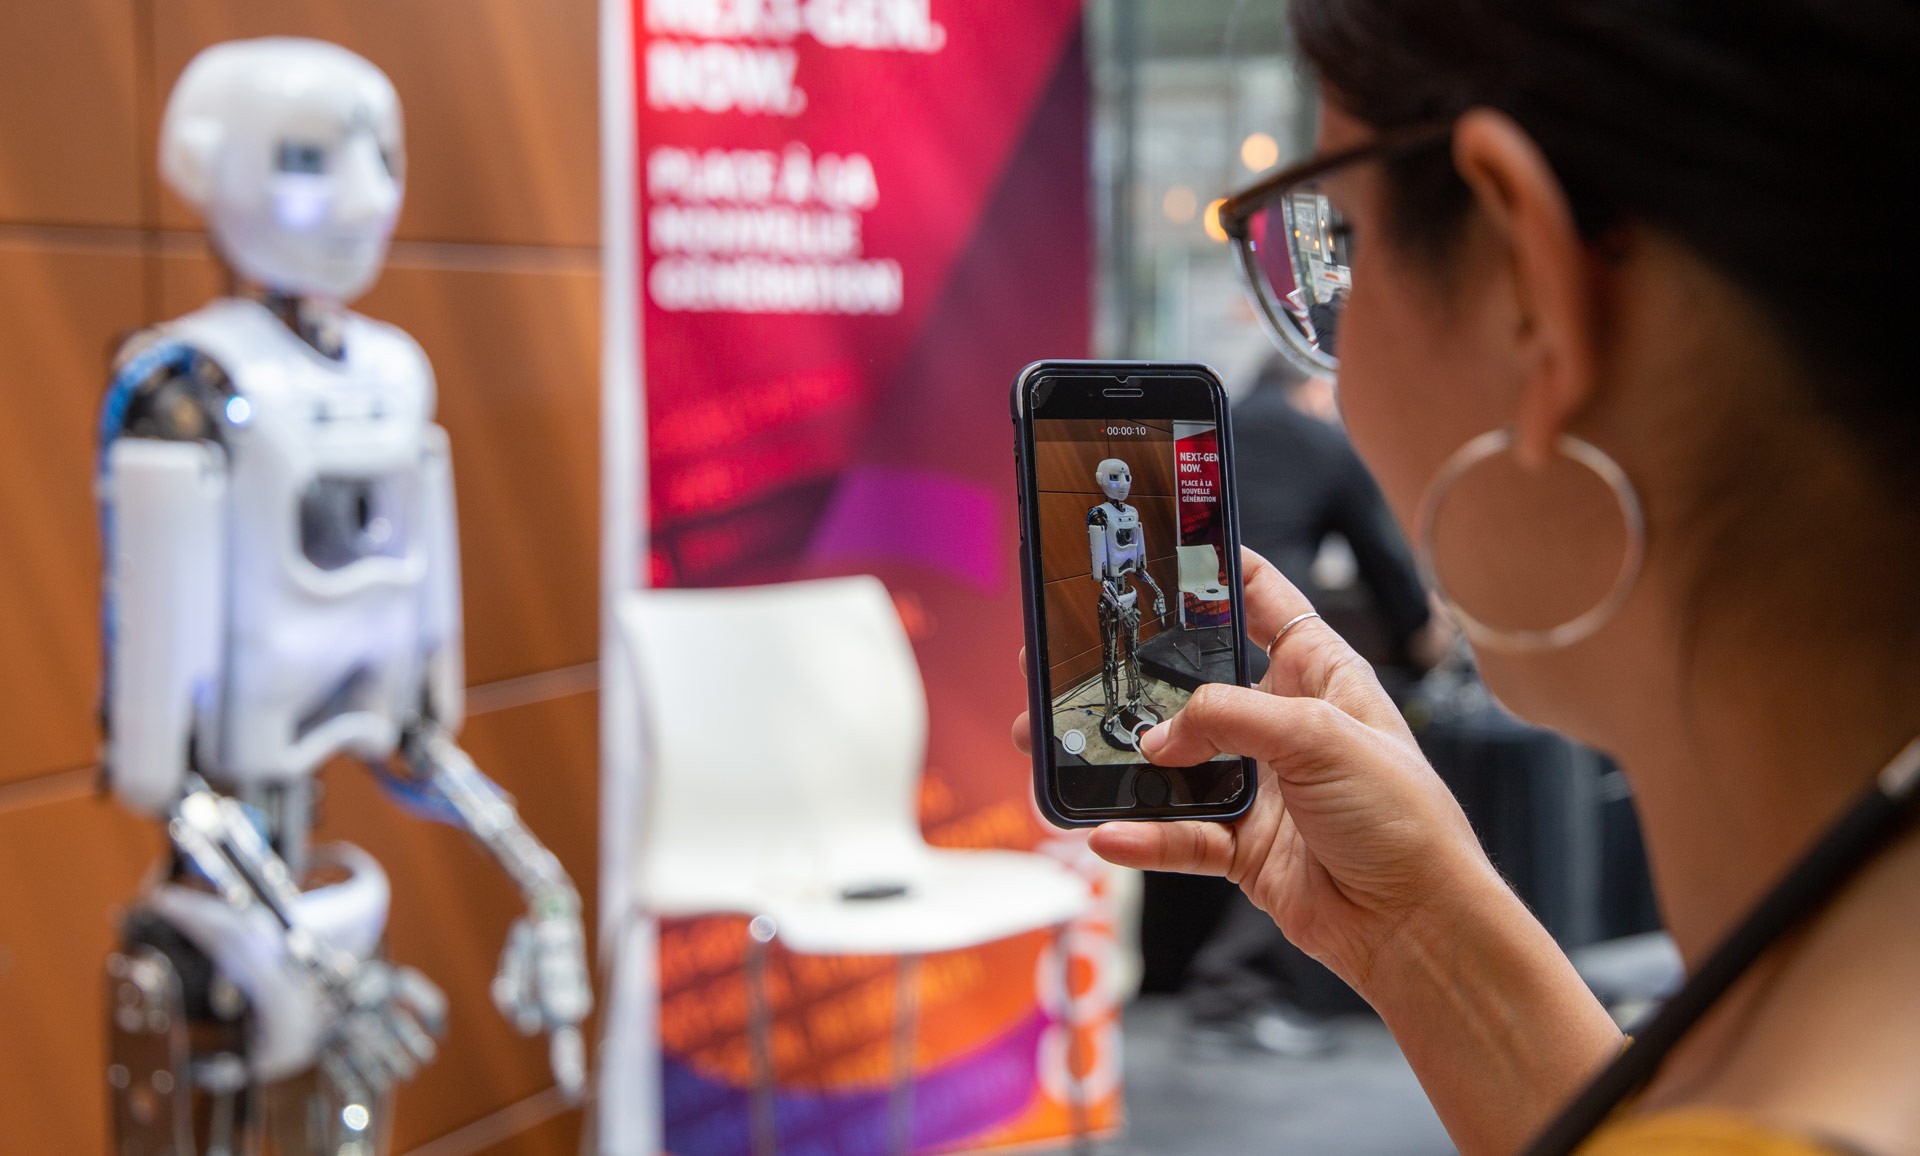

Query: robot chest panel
[237,410,426,577]
[1106,506,1143,555]
[223,351,433,586]
[241,353,429,474]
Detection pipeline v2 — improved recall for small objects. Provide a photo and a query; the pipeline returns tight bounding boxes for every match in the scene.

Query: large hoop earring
[1415,429,1646,654]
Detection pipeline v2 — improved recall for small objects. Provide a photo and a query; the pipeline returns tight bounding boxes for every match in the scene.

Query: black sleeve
[1326,438,1430,657]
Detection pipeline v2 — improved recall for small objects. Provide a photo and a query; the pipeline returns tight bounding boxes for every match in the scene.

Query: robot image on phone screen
[1035,418,1242,766]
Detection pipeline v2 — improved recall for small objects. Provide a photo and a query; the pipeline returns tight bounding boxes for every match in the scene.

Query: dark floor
[1106,997,1455,1156]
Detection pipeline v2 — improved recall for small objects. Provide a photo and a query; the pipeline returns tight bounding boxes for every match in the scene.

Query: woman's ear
[1452,108,1600,469]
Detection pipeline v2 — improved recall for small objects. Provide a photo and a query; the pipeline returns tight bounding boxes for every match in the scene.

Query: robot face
[1096,458,1131,502]
[162,39,404,303]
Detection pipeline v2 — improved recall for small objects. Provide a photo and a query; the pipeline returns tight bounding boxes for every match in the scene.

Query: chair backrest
[616,576,930,915]
[1178,544,1222,589]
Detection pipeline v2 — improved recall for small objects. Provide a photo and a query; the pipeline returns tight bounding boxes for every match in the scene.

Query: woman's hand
[1059,548,1492,990]
[1013,549,1619,1155]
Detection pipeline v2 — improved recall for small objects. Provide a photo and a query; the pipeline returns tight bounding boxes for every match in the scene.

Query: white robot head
[1096,458,1132,502]
[161,38,403,303]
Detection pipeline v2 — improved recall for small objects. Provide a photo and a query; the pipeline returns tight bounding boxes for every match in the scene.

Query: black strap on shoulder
[1522,738,1920,1156]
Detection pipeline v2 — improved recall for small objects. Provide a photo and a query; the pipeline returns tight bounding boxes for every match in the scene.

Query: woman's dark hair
[1291,0,1920,483]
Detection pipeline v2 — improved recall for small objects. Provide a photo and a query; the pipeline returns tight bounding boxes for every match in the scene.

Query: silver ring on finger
[1266,611,1322,656]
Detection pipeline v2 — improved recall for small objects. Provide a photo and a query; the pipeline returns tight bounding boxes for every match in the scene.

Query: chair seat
[759,848,1090,956]
[1186,582,1228,599]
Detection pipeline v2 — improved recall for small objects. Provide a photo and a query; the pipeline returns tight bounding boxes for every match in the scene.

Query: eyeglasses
[1219,122,1454,376]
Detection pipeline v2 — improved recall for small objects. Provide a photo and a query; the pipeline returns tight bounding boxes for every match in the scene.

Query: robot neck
[249,286,349,361]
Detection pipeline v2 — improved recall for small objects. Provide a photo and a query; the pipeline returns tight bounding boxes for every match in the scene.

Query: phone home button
[1133,769,1171,808]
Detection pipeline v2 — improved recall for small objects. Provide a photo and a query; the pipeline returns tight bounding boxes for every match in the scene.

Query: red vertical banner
[1174,423,1224,553]
[622,2,1117,1153]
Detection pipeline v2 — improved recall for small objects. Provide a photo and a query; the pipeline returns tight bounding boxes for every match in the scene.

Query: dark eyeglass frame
[1218,121,1455,374]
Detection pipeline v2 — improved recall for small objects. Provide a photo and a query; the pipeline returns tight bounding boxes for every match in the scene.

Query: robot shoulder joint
[102,339,238,450]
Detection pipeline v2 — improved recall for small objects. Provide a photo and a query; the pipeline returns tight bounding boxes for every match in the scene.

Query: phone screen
[1020,367,1252,822]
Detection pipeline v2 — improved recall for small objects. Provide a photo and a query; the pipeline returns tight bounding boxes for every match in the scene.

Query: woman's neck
[1612,611,1920,967]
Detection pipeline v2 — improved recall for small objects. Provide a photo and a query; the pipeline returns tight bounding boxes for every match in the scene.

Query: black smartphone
[1013,360,1258,829]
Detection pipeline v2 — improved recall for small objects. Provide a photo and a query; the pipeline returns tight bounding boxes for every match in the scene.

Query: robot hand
[1137,569,1169,623]
[166,785,446,1101]
[322,955,447,1103]
[492,903,592,1098]
[399,727,595,1097]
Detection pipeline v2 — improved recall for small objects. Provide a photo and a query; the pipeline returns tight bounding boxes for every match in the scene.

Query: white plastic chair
[617,576,1092,1156]
[1177,544,1229,629]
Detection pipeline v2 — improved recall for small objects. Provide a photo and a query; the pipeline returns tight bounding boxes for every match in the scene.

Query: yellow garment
[1580,1110,1858,1155]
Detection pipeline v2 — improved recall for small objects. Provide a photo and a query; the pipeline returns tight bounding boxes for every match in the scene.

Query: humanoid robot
[1086,458,1167,750]
[96,39,591,1154]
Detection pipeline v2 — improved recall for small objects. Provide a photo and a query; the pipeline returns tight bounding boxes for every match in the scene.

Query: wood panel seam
[397,1084,579,1156]
[0,223,602,273]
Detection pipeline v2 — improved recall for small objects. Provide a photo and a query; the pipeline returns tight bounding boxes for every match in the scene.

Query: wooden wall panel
[151,0,599,248]
[0,0,144,227]
[0,245,145,784]
[0,793,166,1153]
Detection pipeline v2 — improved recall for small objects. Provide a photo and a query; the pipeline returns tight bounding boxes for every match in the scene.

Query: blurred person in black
[1182,354,1450,1056]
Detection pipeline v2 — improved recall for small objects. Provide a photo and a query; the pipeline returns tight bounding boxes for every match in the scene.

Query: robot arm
[102,430,227,814]
[418,424,465,731]
[399,418,591,1096]
[164,778,443,1100]
[98,340,245,814]
[1136,560,1168,622]
[1088,507,1115,603]
[397,726,592,1098]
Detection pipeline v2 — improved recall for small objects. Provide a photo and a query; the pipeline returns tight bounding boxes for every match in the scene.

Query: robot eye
[275,141,329,175]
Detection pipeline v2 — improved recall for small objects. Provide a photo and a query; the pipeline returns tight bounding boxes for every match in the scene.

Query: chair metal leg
[888,953,921,1156]
[746,916,780,1156]
[1055,924,1093,1156]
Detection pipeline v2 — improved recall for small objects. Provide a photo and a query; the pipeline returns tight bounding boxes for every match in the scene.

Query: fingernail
[1140,722,1169,755]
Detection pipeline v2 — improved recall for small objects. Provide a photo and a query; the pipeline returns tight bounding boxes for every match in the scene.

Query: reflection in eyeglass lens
[1246,190,1352,366]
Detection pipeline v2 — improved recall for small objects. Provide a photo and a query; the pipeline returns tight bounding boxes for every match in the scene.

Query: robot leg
[108,911,251,1156]
[1097,598,1122,720]
[106,946,195,1156]
[1120,601,1146,705]
[107,907,405,1156]
[1100,600,1160,752]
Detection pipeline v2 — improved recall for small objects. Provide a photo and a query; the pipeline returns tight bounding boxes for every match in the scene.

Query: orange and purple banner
[618,1,1118,1152]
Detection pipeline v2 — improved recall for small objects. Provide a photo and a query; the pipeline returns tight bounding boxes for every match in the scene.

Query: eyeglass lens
[1243,184,1351,373]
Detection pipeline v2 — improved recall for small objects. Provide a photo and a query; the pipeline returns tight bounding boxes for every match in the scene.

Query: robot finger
[492,920,542,1034]
[390,1005,440,1068]
[393,965,449,1038]
[323,1053,379,1112]
[345,1010,415,1086]
[331,1035,395,1100]
[369,1023,419,1084]
[534,918,593,1026]
[549,1025,588,1101]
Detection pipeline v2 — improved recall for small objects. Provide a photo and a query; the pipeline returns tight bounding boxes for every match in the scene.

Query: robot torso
[1088,500,1146,590]
[152,296,446,785]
